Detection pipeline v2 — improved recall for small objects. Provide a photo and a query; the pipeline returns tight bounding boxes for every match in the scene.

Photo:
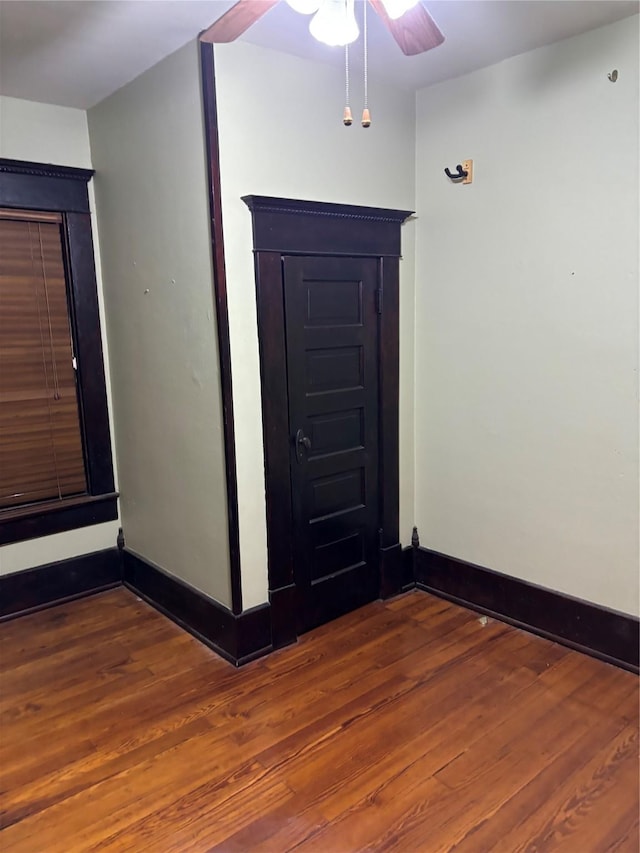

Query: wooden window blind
[0,209,88,510]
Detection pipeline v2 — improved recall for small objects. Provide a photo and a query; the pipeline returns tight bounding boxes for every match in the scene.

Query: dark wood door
[283,255,380,633]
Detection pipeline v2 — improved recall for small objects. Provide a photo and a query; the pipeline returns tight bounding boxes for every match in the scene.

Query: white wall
[0,96,120,576]
[214,41,416,607]
[0,96,91,168]
[414,17,639,615]
[88,42,232,607]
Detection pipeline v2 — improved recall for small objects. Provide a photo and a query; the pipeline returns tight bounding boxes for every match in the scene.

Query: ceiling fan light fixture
[285,0,321,14]
[380,0,420,20]
[309,0,359,47]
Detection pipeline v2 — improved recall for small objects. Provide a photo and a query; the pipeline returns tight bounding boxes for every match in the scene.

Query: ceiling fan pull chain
[362,0,371,127]
[343,41,353,126]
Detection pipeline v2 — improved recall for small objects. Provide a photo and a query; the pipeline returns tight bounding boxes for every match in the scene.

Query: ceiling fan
[199,0,445,57]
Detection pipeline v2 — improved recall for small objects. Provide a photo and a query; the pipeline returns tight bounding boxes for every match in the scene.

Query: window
[0,159,117,544]
[1,210,87,508]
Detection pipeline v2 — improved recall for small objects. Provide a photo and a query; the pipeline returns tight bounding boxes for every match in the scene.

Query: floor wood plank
[1,587,637,852]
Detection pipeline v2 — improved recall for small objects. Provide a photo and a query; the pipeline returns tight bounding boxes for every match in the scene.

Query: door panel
[283,255,380,633]
[307,409,363,456]
[306,346,363,392]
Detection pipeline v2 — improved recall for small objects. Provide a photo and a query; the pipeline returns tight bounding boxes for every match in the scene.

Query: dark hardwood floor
[0,587,638,852]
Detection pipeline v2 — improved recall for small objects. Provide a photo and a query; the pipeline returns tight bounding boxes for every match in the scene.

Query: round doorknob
[295,428,312,463]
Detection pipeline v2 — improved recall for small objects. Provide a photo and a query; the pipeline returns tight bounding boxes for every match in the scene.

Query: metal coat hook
[445,159,473,184]
[444,164,468,181]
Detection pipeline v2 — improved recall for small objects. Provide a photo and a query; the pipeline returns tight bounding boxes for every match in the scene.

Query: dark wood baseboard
[402,545,415,591]
[122,550,272,666]
[6,542,633,674]
[379,542,404,599]
[0,548,122,620]
[414,547,639,674]
[269,584,298,651]
[236,602,272,664]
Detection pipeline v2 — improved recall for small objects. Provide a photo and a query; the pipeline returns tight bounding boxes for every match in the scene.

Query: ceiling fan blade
[200,0,280,44]
[368,0,444,56]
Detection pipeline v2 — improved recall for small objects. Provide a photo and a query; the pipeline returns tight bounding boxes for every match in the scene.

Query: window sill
[0,493,119,546]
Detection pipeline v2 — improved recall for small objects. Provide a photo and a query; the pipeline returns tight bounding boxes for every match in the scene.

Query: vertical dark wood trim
[269,584,298,650]
[378,257,402,597]
[402,545,415,590]
[236,603,273,664]
[65,212,115,495]
[254,252,295,594]
[199,41,242,615]
[379,543,404,599]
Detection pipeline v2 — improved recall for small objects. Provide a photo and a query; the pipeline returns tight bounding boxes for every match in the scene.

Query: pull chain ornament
[343,43,353,125]
[362,0,371,127]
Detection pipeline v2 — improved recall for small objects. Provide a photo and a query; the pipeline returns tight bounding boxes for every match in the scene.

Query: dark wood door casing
[244,195,413,649]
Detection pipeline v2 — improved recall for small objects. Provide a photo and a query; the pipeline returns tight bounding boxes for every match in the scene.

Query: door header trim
[243,196,414,258]
[243,195,413,223]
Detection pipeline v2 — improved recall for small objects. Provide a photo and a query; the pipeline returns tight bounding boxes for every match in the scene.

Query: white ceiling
[0,0,638,109]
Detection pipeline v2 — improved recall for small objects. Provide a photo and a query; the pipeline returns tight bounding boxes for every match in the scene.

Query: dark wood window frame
[0,158,117,545]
